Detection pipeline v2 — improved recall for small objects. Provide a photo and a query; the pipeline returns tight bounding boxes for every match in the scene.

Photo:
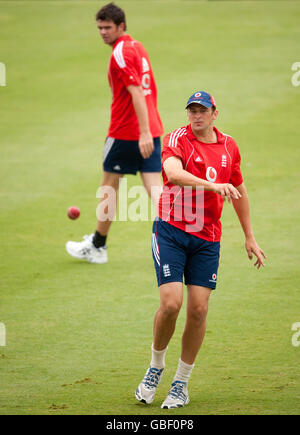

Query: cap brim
[185,100,213,109]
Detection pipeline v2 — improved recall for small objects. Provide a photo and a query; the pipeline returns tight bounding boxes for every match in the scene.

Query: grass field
[1,0,300,415]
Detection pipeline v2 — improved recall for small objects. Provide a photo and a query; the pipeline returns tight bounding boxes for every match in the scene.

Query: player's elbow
[166,170,182,186]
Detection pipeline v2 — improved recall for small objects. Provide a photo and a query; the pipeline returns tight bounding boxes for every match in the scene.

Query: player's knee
[161,299,182,318]
[101,172,123,189]
[189,302,209,323]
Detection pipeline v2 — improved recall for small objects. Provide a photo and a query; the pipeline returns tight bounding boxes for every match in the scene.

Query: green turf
[1,0,300,415]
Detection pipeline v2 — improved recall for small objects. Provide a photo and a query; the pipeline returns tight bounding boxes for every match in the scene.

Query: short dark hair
[96,2,127,30]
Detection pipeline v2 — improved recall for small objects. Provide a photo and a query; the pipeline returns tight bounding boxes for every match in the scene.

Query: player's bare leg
[153,282,183,351]
[136,282,182,405]
[96,171,124,235]
[181,285,211,364]
[161,285,211,409]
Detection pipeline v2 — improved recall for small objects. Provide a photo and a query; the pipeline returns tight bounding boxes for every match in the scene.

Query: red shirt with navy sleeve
[158,125,243,242]
[107,35,163,140]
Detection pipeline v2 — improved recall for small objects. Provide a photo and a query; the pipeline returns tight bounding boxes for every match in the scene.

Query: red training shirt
[158,125,243,242]
[107,35,163,141]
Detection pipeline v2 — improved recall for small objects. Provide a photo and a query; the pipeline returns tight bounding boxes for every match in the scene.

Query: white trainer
[161,381,190,409]
[65,234,108,264]
[135,366,164,405]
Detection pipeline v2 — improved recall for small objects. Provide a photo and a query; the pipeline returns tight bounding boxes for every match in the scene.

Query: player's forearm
[232,183,254,238]
[127,85,150,134]
[167,167,213,191]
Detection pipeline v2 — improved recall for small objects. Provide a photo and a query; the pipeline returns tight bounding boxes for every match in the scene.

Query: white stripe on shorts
[152,233,160,266]
[103,137,115,163]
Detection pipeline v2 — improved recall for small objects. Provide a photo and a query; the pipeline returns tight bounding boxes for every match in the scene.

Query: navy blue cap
[186,91,216,109]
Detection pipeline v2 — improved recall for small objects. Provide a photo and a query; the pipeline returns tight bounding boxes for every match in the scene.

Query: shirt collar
[112,34,132,49]
[186,124,225,144]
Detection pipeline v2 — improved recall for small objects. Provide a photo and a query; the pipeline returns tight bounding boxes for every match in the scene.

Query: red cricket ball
[67,206,80,220]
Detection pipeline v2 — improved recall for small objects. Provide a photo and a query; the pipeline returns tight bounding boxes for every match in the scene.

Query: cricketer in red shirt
[108,34,163,141]
[135,91,266,410]
[65,5,164,266]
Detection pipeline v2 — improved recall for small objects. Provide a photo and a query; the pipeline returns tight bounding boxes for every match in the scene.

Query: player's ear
[212,109,219,120]
[119,22,126,32]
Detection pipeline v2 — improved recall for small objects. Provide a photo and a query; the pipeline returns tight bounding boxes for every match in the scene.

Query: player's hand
[245,236,267,269]
[139,132,154,159]
[213,183,242,203]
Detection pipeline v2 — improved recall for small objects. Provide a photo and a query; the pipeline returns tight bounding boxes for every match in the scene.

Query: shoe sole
[88,258,108,264]
[161,398,190,409]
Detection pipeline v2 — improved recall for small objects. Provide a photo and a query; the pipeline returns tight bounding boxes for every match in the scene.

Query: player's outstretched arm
[232,183,267,269]
[164,157,241,202]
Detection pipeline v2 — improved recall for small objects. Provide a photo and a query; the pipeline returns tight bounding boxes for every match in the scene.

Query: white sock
[173,358,194,384]
[150,344,168,370]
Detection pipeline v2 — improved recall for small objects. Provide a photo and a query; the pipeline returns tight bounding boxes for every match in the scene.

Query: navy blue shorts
[152,218,220,289]
[103,137,161,175]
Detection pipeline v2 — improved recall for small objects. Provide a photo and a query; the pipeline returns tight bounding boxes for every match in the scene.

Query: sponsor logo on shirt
[141,61,152,96]
[206,166,217,183]
[142,73,151,89]
[142,57,150,73]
